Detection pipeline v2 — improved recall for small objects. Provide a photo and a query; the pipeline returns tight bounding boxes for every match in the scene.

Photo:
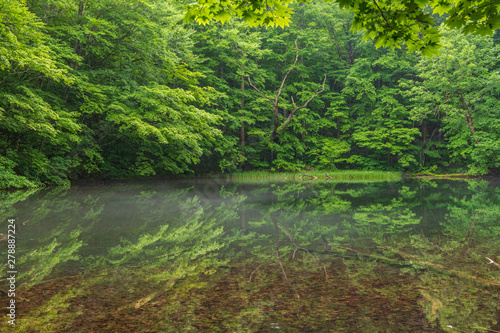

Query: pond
[1,178,499,332]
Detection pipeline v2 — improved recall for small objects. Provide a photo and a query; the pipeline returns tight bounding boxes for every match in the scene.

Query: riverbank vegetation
[1,0,499,189]
[226,170,402,182]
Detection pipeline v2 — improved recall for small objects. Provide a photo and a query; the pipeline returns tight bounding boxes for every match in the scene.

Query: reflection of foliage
[352,203,420,233]
[441,181,500,242]
[3,179,499,332]
[376,181,500,333]
[424,181,500,332]
[19,230,83,287]
[312,189,352,214]
[100,196,230,308]
[349,188,421,240]
[108,197,224,266]
[419,274,499,332]
[6,287,82,332]
[0,188,38,221]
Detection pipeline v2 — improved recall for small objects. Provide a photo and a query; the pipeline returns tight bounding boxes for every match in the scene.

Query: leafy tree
[2,0,500,186]
[401,27,500,174]
[190,21,271,172]
[0,0,226,187]
[41,0,225,178]
[247,38,327,143]
[338,45,420,170]
[0,0,79,187]
[192,8,337,171]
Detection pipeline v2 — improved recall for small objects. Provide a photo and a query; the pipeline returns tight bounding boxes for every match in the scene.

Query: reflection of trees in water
[420,181,499,332]
[1,180,499,332]
[218,182,429,331]
[219,180,499,332]
[0,184,236,331]
[375,180,500,332]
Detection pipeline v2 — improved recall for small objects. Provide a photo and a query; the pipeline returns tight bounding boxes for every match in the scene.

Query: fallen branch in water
[121,278,177,310]
[471,327,500,333]
[328,245,500,287]
[299,173,318,180]
[280,224,328,281]
[486,257,500,269]
[249,253,274,281]
[380,246,500,287]
[448,325,500,333]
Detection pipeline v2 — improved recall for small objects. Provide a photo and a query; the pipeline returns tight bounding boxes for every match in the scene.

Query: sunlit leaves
[186,0,295,28]
[0,0,68,80]
[186,0,500,56]
[0,0,230,186]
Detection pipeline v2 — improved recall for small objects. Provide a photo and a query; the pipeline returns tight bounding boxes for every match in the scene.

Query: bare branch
[275,37,300,104]
[279,74,327,134]
[381,246,500,287]
[247,37,299,108]
[246,37,326,142]
[247,77,274,104]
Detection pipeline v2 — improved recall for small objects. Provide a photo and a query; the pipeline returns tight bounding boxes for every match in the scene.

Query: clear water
[1,178,499,332]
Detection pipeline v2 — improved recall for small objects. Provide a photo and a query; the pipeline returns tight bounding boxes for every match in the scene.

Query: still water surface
[1,178,499,332]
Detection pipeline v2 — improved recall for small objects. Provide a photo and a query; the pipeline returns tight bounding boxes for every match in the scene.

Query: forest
[1,0,500,189]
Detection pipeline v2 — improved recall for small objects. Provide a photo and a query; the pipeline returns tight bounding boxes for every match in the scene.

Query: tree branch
[247,37,326,141]
[278,74,327,134]
[275,37,300,105]
[247,77,274,104]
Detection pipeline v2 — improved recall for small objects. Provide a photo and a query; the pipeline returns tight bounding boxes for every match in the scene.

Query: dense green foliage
[1,0,499,188]
[186,0,500,56]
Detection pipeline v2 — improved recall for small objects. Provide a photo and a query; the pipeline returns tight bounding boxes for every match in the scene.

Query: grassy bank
[224,170,402,183]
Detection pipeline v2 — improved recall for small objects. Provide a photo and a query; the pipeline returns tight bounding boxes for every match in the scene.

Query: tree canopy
[185,0,500,55]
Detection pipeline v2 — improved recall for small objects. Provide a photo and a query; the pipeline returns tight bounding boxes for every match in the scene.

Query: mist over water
[1,178,499,332]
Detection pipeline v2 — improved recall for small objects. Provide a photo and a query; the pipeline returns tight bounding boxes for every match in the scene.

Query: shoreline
[2,170,496,191]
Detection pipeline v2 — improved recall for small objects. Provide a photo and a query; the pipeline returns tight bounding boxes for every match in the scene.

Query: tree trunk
[460,97,479,144]
[72,1,85,66]
[269,105,280,142]
[421,122,427,166]
[240,75,245,146]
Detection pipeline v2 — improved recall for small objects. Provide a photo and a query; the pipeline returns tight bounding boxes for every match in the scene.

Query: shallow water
[1,178,499,332]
